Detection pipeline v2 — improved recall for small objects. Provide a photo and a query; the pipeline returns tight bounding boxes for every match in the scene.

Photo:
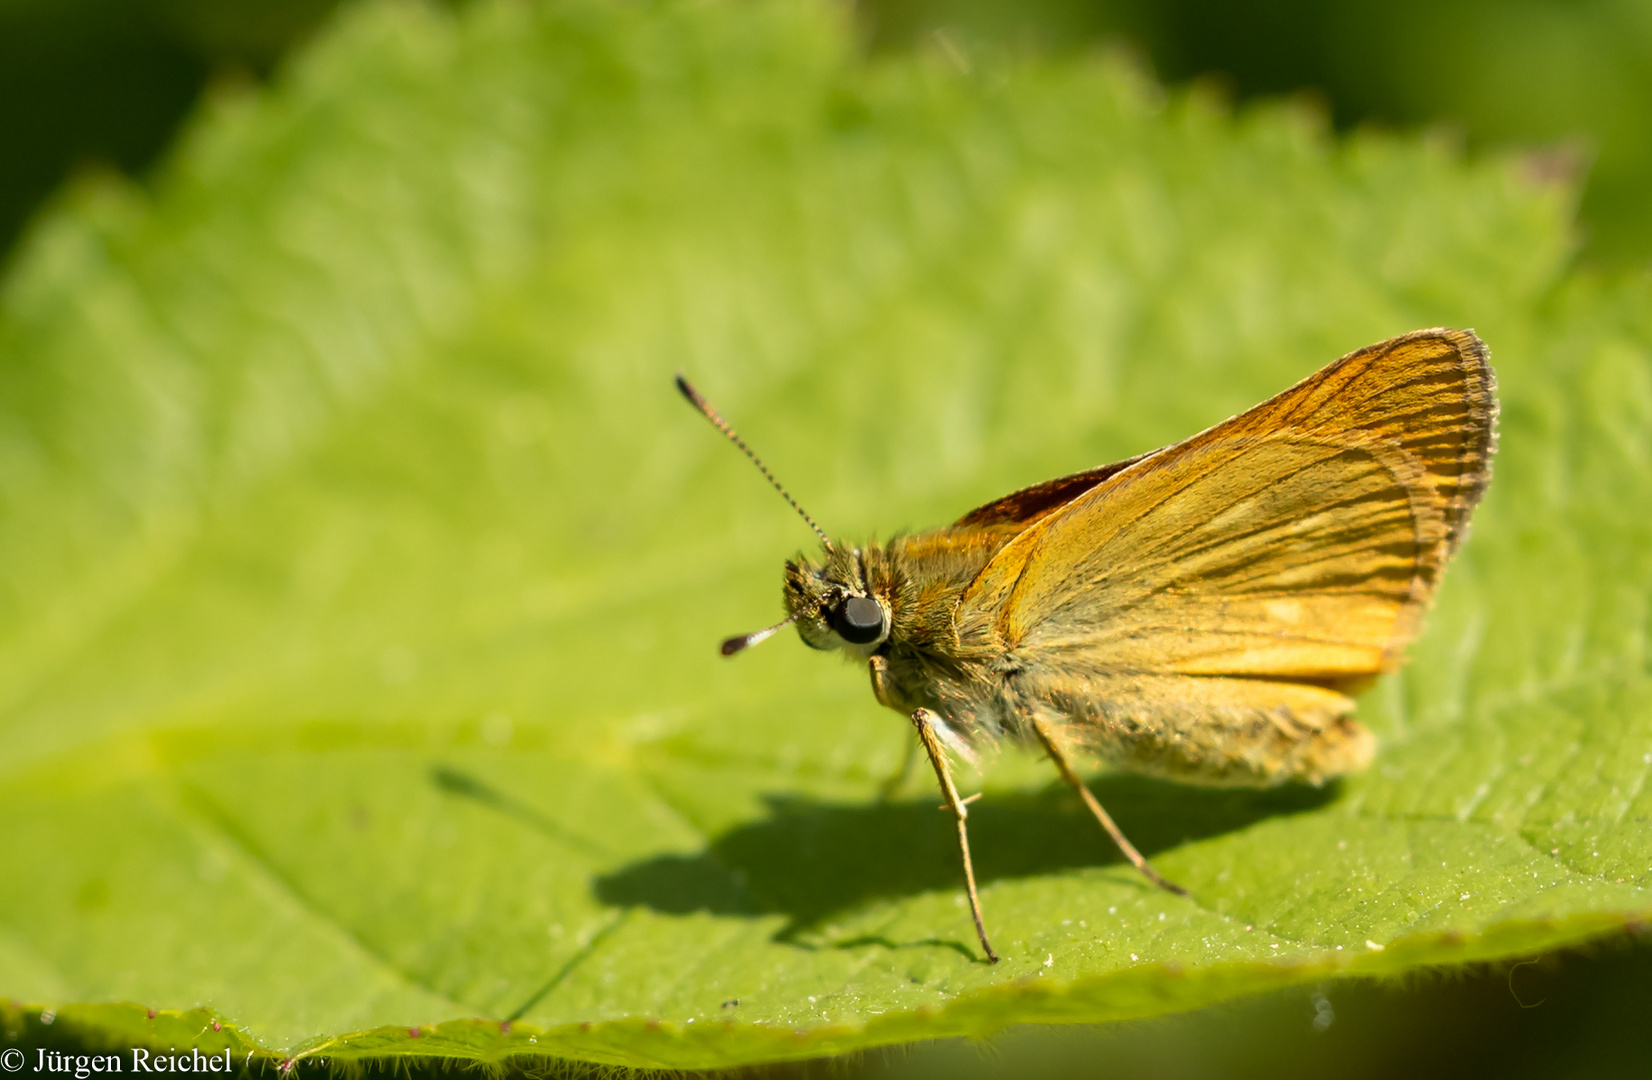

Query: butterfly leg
[911,707,1000,963]
[878,731,919,800]
[1031,717,1188,897]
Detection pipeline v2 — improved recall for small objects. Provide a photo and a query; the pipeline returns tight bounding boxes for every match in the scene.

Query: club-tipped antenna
[720,612,798,657]
[675,373,834,553]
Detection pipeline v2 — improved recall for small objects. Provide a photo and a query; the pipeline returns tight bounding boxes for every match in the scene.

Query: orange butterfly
[680,328,1496,961]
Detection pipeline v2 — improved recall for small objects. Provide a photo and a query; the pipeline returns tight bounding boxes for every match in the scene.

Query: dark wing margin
[954,451,1154,530]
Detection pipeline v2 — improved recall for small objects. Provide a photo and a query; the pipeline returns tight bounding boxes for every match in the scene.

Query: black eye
[832,596,885,644]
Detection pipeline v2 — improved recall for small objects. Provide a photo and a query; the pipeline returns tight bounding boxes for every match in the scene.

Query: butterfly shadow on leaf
[590,775,1338,950]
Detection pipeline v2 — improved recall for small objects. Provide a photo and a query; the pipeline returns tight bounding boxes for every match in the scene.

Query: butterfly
[678,328,1496,962]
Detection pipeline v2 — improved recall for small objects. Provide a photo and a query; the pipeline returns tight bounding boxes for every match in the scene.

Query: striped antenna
[675,374,835,553]
[720,613,798,657]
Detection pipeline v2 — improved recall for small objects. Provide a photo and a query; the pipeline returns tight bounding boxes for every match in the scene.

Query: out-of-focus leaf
[0,0,1648,1068]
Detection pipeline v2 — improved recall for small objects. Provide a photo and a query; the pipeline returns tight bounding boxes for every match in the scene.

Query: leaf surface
[1,0,1650,1068]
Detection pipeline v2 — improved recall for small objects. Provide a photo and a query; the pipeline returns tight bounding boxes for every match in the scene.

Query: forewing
[959,328,1496,681]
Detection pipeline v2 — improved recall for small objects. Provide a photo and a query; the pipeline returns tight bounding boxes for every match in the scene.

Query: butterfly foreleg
[910,705,1000,964]
[1029,714,1188,897]
[879,728,919,800]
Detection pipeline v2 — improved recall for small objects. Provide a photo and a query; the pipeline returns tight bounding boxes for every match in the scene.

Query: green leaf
[1,0,1649,1069]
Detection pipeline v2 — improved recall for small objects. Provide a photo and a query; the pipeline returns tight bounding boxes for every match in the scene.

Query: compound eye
[832,595,886,645]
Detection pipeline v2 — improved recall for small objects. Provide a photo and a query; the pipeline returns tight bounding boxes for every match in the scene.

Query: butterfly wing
[957,328,1495,783]
[952,451,1154,530]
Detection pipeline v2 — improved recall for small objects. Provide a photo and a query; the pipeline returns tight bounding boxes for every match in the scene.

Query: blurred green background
[3,0,1650,1076]
[5,0,1652,268]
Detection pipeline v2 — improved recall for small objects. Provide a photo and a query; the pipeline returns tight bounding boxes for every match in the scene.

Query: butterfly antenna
[675,374,835,553]
[720,613,798,657]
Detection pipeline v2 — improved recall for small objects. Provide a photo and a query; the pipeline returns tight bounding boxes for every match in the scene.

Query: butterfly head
[780,546,892,655]
[675,374,892,657]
